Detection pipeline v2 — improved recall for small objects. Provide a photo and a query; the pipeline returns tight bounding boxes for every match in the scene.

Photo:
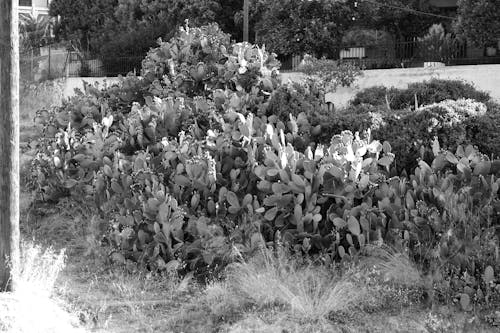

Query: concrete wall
[63,64,500,108]
[63,77,121,97]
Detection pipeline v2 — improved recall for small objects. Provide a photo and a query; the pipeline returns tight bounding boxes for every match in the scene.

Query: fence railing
[281,39,500,70]
[20,39,500,79]
[20,47,145,80]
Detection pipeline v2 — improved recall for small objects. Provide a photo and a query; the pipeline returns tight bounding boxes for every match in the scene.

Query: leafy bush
[297,55,362,93]
[141,23,280,101]
[297,97,498,173]
[416,24,455,63]
[351,79,491,110]
[350,86,396,109]
[464,102,500,159]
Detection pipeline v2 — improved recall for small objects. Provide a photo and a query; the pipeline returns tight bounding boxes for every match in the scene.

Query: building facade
[19,0,51,18]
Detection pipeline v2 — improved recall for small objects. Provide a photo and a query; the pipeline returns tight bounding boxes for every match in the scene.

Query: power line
[360,0,456,20]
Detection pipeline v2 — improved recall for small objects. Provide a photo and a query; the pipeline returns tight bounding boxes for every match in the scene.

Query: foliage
[255,0,356,57]
[342,29,394,48]
[28,25,500,312]
[140,23,279,95]
[372,99,488,173]
[50,0,243,75]
[464,102,500,159]
[351,79,491,110]
[266,80,325,123]
[417,24,455,63]
[297,55,362,93]
[455,0,500,47]
[95,0,224,68]
[49,0,118,51]
[355,0,444,40]
[19,14,52,52]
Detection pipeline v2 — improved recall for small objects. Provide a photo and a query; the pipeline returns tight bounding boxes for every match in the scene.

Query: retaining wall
[63,64,500,108]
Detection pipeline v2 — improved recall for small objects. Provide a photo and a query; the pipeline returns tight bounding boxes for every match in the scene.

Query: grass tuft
[0,240,83,333]
[225,248,367,321]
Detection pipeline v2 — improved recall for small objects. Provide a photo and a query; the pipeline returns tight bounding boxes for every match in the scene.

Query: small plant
[227,248,364,321]
[417,24,455,63]
[298,55,362,93]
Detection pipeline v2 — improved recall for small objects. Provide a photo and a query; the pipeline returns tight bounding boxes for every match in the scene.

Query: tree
[255,0,356,57]
[454,0,500,47]
[355,0,444,41]
[234,0,269,43]
[19,14,51,53]
[93,0,223,74]
[49,0,118,52]
[0,0,21,292]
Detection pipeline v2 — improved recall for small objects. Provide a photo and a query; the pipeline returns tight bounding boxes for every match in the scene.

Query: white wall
[282,64,500,107]
[63,77,121,97]
[63,65,500,108]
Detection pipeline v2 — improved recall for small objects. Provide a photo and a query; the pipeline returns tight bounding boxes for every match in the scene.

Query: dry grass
[359,245,424,288]
[0,241,84,333]
[166,246,429,332]
[56,259,195,333]
[225,249,365,321]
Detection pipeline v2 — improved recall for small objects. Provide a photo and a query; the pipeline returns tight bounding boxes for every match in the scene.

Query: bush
[416,24,455,63]
[297,55,362,93]
[306,97,498,173]
[464,102,500,159]
[265,78,326,131]
[350,86,394,108]
[351,79,491,110]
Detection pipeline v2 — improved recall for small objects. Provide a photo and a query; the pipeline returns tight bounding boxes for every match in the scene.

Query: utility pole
[243,0,249,42]
[0,0,21,292]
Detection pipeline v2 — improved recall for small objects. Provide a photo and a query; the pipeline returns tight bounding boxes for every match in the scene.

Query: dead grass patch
[0,241,83,333]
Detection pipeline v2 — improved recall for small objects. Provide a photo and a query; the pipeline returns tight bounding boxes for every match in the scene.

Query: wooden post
[0,0,21,292]
[243,0,249,42]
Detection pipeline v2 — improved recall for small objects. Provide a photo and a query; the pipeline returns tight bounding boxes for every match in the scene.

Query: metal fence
[20,38,500,80]
[281,39,500,71]
[20,46,145,81]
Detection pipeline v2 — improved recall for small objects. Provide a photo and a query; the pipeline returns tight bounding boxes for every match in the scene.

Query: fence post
[30,48,34,81]
[48,43,51,79]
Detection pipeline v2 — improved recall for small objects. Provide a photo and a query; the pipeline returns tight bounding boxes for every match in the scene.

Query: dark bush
[395,79,491,109]
[464,101,500,159]
[351,79,491,110]
[312,97,498,173]
[350,86,395,108]
[266,80,325,120]
[372,98,496,173]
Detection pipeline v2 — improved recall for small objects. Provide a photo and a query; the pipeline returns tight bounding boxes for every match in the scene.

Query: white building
[19,0,51,18]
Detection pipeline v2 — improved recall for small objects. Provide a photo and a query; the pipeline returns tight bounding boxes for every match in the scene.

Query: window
[19,0,32,6]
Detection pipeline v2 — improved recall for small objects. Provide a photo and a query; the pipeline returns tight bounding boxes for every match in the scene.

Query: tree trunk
[0,0,21,292]
[243,0,249,42]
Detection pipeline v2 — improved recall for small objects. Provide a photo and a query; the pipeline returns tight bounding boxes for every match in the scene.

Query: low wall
[63,77,121,97]
[282,64,500,107]
[63,65,500,108]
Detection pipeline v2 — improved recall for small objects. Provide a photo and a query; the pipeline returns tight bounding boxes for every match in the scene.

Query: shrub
[306,97,498,173]
[297,55,362,93]
[464,101,500,159]
[350,86,395,108]
[351,79,491,110]
[396,79,491,109]
[141,23,280,100]
[416,24,455,63]
[266,80,325,121]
